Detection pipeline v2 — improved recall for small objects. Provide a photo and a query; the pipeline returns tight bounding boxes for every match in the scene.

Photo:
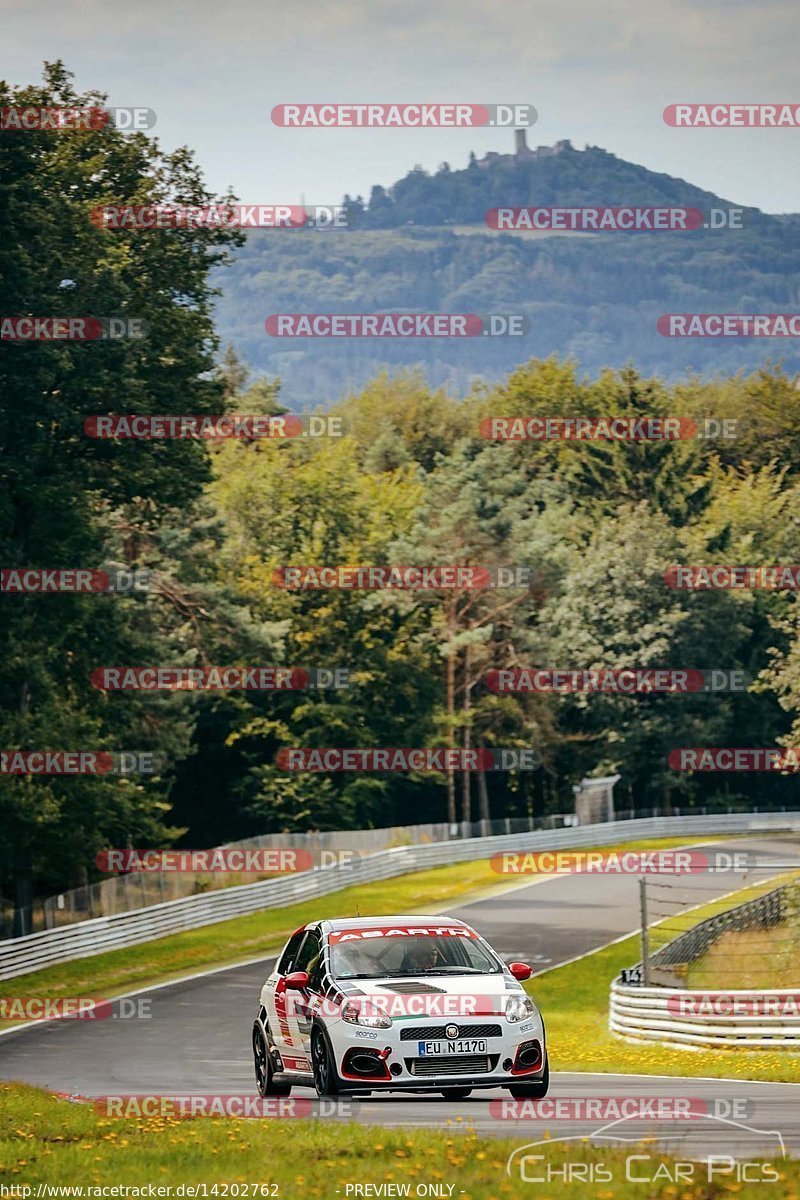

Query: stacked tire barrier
[610,980,800,1049]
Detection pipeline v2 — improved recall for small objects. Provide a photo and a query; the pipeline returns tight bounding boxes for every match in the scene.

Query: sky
[4,0,799,213]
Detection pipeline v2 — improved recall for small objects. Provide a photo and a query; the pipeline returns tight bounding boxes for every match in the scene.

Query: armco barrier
[2,812,799,981]
[610,980,800,1049]
[28,814,583,936]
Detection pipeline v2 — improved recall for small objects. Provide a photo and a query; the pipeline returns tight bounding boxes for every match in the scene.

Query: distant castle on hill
[475,128,574,169]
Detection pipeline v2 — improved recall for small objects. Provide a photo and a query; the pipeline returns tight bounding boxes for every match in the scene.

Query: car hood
[337,974,525,1000]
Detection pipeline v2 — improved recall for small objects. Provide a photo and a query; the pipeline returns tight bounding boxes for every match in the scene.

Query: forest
[2,65,799,917]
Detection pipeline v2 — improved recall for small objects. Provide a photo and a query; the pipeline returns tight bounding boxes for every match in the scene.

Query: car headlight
[505,994,536,1023]
[342,1001,392,1029]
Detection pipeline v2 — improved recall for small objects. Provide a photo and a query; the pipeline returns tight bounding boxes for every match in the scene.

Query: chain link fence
[2,801,791,940]
[4,813,580,939]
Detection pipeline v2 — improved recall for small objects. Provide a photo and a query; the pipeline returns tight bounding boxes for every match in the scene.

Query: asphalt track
[2,836,800,1159]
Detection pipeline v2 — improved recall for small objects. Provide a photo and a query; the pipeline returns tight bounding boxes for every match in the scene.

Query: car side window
[277,930,306,975]
[294,929,323,988]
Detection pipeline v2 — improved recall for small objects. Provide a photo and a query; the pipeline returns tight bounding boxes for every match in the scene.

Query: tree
[0,61,242,925]
[203,429,435,831]
[218,344,250,401]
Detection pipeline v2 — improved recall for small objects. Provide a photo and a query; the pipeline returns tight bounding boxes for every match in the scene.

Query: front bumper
[330,1070,547,1093]
[328,1016,546,1091]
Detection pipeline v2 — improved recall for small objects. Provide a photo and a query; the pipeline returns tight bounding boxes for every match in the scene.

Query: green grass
[530,872,800,1082]
[0,858,501,1017]
[1,1082,798,1198]
[0,835,721,1016]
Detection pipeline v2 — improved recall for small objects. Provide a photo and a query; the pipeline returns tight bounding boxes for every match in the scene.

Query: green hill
[213,139,800,405]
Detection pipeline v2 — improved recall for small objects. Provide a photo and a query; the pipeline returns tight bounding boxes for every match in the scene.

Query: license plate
[417,1039,488,1055]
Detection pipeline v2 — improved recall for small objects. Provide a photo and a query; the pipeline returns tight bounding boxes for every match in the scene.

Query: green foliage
[4,64,800,917]
[0,62,243,915]
[190,359,800,835]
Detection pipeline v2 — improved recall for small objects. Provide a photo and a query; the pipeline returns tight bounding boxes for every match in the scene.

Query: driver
[401,942,440,973]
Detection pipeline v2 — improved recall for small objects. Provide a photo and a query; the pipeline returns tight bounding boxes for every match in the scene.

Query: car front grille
[400,1024,502,1041]
[405,1055,498,1077]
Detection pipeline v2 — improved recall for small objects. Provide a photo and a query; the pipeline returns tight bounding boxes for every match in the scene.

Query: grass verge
[530,872,800,1082]
[1,1082,798,1197]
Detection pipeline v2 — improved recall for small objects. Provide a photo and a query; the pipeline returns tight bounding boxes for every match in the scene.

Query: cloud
[3,0,799,211]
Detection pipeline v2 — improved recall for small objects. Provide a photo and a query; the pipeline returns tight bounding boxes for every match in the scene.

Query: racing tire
[311,1025,341,1097]
[253,1021,292,1097]
[506,1055,549,1099]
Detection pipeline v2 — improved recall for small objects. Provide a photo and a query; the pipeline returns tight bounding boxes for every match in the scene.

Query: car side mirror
[509,962,532,981]
[284,970,309,990]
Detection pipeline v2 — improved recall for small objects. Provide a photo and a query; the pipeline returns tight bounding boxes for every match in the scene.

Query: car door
[262,927,306,1062]
[285,928,323,1071]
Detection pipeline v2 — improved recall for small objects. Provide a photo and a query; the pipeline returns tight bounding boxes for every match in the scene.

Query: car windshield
[329,933,503,979]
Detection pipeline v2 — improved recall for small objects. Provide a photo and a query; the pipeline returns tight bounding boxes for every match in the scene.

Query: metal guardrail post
[640,877,650,986]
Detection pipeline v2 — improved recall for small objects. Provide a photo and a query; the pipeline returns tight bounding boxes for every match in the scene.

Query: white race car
[252,915,548,1099]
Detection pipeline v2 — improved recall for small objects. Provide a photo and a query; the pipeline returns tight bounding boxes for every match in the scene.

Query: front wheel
[439,1088,472,1100]
[506,1056,549,1099]
[253,1022,291,1097]
[311,1026,340,1097]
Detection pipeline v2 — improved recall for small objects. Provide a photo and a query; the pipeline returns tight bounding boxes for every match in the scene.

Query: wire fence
[4,811,799,981]
[642,876,800,987]
[0,812,580,939]
[1,800,791,940]
[611,876,800,1046]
